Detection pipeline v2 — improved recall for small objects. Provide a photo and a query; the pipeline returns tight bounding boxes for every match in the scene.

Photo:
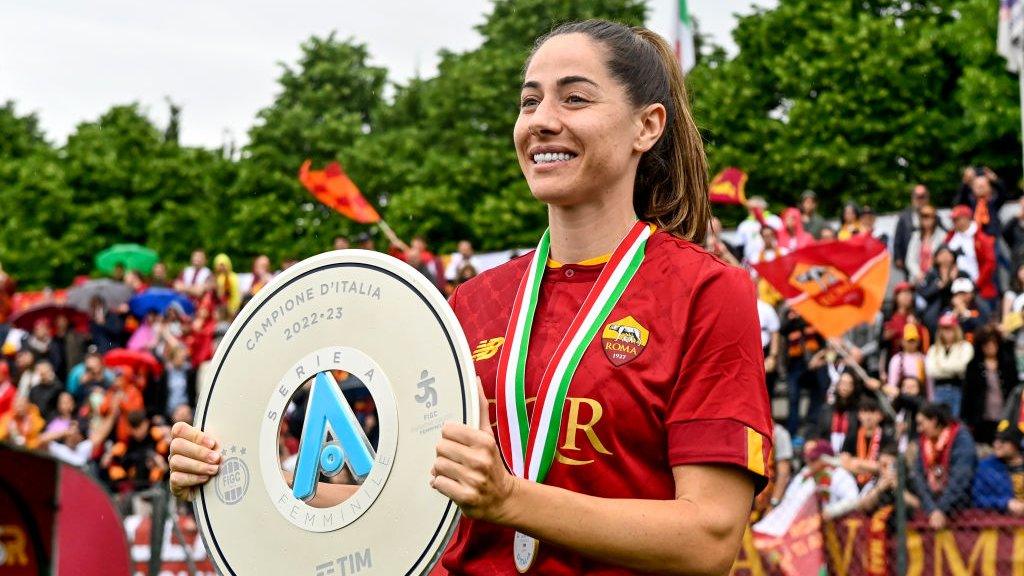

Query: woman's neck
[547,198,638,264]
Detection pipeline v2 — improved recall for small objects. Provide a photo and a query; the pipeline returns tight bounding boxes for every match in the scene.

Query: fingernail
[207,465,219,475]
[203,437,216,449]
[207,451,220,463]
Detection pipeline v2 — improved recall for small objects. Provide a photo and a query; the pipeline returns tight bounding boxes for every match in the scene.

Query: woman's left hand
[430,379,519,524]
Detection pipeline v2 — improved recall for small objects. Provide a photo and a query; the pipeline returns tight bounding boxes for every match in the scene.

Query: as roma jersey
[439,230,773,575]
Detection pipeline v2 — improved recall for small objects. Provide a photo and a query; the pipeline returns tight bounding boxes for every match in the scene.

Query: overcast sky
[0,0,775,149]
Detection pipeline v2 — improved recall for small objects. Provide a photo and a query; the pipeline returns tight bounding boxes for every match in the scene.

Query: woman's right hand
[169,421,221,501]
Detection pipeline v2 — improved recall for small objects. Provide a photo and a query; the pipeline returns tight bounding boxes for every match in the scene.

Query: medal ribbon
[494,221,651,482]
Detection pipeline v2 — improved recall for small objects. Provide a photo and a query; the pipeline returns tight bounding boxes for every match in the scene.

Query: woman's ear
[634,103,667,154]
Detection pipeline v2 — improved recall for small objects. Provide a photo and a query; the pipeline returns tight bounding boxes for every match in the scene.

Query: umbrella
[129,288,194,318]
[103,348,163,379]
[66,279,133,312]
[9,303,90,333]
[95,244,159,275]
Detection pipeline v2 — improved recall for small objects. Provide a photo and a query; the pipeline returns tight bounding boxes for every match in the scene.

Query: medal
[494,221,651,572]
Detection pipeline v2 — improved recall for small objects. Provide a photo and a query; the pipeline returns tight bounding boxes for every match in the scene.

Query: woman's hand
[430,380,520,524]
[168,421,221,502]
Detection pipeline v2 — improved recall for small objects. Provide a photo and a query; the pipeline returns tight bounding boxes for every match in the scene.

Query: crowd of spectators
[704,166,1024,531]
[0,234,480,512]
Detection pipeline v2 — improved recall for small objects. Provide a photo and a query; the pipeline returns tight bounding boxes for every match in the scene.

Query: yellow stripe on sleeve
[746,427,766,476]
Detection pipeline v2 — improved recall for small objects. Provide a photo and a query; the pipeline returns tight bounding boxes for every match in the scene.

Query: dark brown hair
[530,20,710,243]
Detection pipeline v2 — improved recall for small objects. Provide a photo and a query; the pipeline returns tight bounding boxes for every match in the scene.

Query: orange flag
[752,235,890,338]
[709,167,748,205]
[298,160,381,224]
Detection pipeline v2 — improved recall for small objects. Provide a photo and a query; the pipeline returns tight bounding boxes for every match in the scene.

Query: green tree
[689,0,1020,222]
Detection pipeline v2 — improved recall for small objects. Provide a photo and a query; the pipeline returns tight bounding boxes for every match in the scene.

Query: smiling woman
[168,18,772,576]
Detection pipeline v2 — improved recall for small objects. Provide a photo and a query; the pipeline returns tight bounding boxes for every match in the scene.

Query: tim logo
[293,372,376,502]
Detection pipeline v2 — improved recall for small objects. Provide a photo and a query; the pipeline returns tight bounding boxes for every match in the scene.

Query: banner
[298,160,381,224]
[709,167,748,205]
[752,480,826,576]
[732,511,1024,576]
[124,514,216,576]
[752,235,890,338]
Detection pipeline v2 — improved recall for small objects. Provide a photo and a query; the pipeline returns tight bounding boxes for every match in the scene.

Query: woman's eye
[566,94,589,104]
[520,97,539,109]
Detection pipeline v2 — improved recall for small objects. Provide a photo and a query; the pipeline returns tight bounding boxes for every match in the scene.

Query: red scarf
[831,411,849,435]
[922,423,959,493]
[856,427,882,485]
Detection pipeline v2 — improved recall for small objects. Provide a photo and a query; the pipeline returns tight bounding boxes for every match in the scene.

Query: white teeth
[532,152,575,164]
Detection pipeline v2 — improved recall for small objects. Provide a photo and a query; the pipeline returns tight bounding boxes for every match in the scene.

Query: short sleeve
[773,425,793,461]
[665,263,774,492]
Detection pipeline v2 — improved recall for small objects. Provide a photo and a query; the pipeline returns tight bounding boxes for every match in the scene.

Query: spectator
[949,277,992,337]
[14,348,37,396]
[841,396,892,488]
[175,249,211,298]
[102,367,146,443]
[945,205,998,305]
[150,262,171,288]
[887,324,929,395]
[736,196,782,265]
[911,402,977,529]
[927,312,975,416]
[28,360,62,421]
[152,346,195,420]
[1003,196,1024,274]
[445,240,481,283]
[894,184,932,278]
[799,190,827,239]
[455,264,478,286]
[38,391,76,445]
[53,314,85,382]
[955,166,1006,240]
[67,347,113,403]
[783,306,828,436]
[24,319,62,376]
[919,245,960,332]
[859,205,888,245]
[213,253,241,317]
[247,254,274,299]
[788,439,861,520]
[888,375,926,440]
[753,226,786,306]
[858,443,921,514]
[123,269,147,294]
[777,207,814,252]
[757,298,781,396]
[837,202,863,240]
[905,204,945,286]
[333,236,350,250]
[88,296,124,354]
[881,282,928,359]
[1003,263,1024,321]
[102,409,169,492]
[0,395,45,448]
[760,422,794,512]
[819,227,837,241]
[48,411,117,468]
[820,370,862,453]
[964,325,1018,444]
[972,422,1024,515]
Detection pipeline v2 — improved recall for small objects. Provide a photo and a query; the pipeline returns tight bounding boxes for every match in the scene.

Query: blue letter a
[292,372,375,502]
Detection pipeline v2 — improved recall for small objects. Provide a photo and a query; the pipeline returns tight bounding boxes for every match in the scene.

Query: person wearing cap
[736,196,783,265]
[894,184,932,277]
[776,438,861,520]
[881,282,928,358]
[905,204,945,285]
[886,323,930,394]
[945,204,998,306]
[972,421,1024,515]
[949,276,991,337]
[964,325,1018,444]
[927,312,975,417]
[799,190,827,239]
[911,402,976,529]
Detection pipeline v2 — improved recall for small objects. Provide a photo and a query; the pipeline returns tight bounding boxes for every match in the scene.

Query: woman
[881,282,928,358]
[168,20,772,574]
[963,325,1018,444]
[918,245,960,333]
[906,204,944,285]
[212,253,241,318]
[777,207,813,252]
[926,312,975,418]
[837,202,863,240]
[818,370,862,454]
[886,323,930,397]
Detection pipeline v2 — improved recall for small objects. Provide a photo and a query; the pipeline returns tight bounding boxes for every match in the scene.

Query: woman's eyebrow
[521,75,599,90]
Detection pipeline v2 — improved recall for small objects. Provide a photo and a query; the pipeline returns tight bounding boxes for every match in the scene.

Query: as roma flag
[298,160,381,224]
[709,167,748,205]
[752,235,890,338]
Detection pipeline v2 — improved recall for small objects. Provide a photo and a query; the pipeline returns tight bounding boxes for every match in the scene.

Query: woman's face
[896,290,913,309]
[57,392,74,416]
[843,205,856,223]
[514,33,663,207]
[837,374,855,398]
[936,249,953,267]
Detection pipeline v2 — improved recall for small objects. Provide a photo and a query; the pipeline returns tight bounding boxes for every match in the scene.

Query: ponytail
[533,20,710,243]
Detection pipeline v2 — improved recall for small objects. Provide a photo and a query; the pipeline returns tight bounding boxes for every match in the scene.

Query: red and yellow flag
[752,235,890,338]
[298,160,381,224]
[709,167,748,205]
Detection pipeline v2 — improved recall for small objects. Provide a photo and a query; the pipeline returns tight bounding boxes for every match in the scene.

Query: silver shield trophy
[193,249,478,575]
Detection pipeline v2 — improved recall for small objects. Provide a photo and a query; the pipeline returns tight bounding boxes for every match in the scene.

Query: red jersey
[440,230,772,575]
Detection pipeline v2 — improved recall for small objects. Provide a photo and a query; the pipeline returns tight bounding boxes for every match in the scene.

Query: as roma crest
[788,263,865,308]
[601,316,649,366]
